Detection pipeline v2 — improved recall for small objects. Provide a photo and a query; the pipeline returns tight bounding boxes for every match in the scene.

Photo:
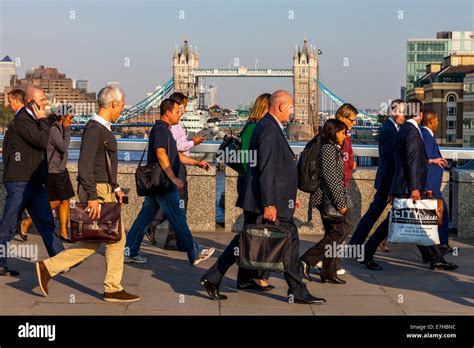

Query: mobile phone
[28,100,39,109]
[122,196,129,204]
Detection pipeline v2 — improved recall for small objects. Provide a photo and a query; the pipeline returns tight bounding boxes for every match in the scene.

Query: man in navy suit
[421,110,452,253]
[360,99,457,271]
[200,90,325,304]
[349,99,405,249]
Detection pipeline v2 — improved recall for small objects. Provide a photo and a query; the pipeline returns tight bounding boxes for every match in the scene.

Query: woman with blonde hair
[235,93,274,291]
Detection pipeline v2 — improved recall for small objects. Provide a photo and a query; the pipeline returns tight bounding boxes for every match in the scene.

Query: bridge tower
[173,39,199,98]
[292,37,319,139]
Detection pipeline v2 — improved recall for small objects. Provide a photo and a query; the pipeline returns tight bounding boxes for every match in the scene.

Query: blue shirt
[148,120,180,176]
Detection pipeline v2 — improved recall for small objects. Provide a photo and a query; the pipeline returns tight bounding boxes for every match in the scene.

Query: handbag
[135,137,173,196]
[236,216,292,273]
[321,195,346,222]
[70,143,121,243]
[70,202,121,243]
[217,122,254,175]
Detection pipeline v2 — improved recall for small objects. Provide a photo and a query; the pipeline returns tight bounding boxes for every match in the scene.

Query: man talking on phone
[0,86,64,276]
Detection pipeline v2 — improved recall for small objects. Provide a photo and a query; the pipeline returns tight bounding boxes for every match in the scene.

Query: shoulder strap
[139,124,171,167]
[138,144,147,166]
[103,141,114,188]
[47,123,62,166]
[48,148,57,166]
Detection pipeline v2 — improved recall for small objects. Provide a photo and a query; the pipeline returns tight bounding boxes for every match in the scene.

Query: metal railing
[67,138,474,160]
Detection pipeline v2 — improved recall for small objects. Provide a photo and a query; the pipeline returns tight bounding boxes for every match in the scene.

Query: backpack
[297,134,321,193]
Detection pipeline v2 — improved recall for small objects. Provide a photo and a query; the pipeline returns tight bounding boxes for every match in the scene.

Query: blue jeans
[0,181,64,268]
[125,188,199,264]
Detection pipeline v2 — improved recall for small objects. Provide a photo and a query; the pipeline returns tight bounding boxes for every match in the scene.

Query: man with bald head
[200,90,326,304]
[0,86,64,276]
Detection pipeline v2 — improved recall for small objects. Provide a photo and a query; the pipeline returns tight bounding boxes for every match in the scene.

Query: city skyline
[0,0,472,109]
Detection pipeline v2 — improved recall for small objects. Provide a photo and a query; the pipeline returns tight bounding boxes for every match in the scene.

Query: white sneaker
[193,247,216,266]
[337,268,346,275]
[124,255,149,264]
[316,261,323,269]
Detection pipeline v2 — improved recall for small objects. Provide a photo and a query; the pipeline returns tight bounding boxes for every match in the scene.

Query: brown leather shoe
[36,261,51,297]
[103,290,140,303]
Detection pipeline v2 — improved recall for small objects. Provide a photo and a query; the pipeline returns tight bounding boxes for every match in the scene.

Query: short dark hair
[160,98,179,116]
[390,99,404,109]
[169,92,187,105]
[421,110,438,126]
[320,119,347,144]
[406,98,423,119]
[7,88,25,104]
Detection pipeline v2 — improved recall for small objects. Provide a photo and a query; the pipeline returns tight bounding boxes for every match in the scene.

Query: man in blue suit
[200,90,325,304]
[349,99,405,251]
[361,99,457,271]
[421,110,453,253]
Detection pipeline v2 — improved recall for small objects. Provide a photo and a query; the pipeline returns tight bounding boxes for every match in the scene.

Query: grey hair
[98,86,124,108]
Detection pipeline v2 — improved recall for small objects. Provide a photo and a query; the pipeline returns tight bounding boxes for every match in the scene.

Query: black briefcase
[237,217,292,273]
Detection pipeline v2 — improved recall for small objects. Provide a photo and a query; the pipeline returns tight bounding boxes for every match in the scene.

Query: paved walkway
[0,231,473,315]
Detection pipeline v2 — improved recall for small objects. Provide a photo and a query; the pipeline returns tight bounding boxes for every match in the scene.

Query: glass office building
[463,73,474,148]
[406,31,474,92]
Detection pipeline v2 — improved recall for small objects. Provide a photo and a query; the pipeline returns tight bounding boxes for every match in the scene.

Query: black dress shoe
[237,279,274,291]
[439,244,455,255]
[320,275,346,284]
[200,278,228,300]
[431,261,458,271]
[0,267,20,277]
[361,259,383,270]
[293,293,326,305]
[301,260,312,282]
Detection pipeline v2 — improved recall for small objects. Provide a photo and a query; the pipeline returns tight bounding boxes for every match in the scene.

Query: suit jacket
[374,119,399,194]
[236,113,297,218]
[390,121,428,197]
[2,107,50,183]
[421,127,444,195]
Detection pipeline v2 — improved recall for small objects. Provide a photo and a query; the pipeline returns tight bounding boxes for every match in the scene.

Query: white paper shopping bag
[388,198,440,246]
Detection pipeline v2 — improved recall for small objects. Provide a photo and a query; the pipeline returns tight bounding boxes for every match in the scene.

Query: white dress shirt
[389,117,400,131]
[91,113,112,131]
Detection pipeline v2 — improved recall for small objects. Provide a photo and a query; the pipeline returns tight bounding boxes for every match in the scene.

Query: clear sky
[0,0,472,109]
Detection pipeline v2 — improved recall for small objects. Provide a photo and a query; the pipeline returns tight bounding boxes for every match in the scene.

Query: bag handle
[256,215,280,226]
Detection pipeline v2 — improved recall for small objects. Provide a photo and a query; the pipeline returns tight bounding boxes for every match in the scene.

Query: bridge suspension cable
[315,79,378,123]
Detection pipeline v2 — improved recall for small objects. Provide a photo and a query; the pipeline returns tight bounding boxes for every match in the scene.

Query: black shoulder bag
[135,137,173,196]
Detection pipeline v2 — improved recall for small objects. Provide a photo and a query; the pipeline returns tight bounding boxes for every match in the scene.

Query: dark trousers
[164,165,188,248]
[0,181,64,268]
[364,213,444,263]
[203,211,309,298]
[302,208,353,278]
[349,190,388,245]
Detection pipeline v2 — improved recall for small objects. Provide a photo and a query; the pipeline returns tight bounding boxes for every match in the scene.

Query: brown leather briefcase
[70,202,121,243]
